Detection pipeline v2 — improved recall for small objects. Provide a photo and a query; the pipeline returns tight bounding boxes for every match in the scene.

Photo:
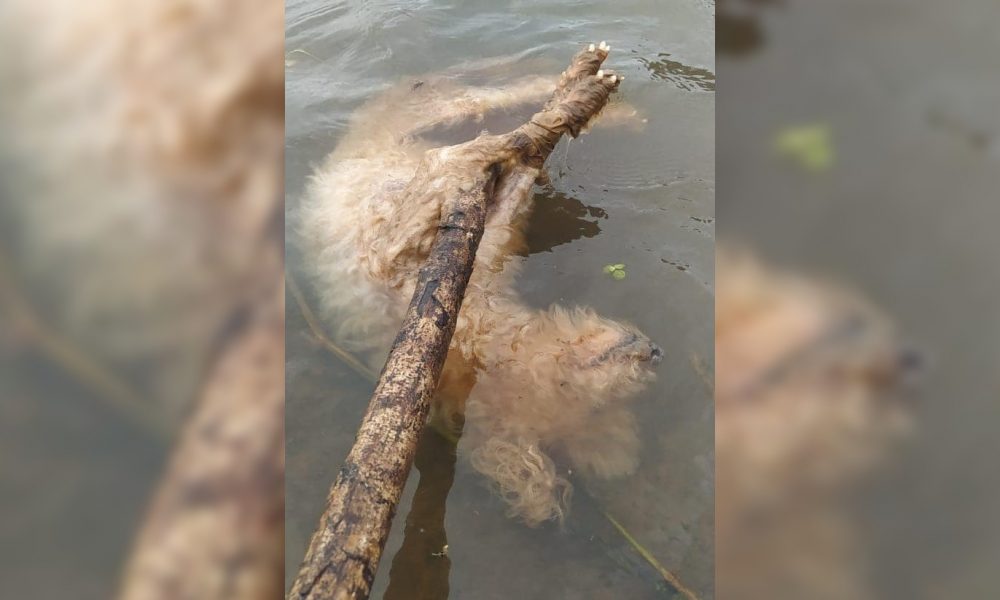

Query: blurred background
[0,0,284,597]
[717,0,1000,598]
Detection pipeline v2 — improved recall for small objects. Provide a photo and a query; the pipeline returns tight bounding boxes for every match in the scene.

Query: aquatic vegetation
[603,263,627,280]
[775,123,835,172]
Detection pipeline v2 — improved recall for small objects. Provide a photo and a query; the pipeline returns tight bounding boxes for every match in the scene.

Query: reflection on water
[523,189,607,255]
[716,0,783,57]
[637,53,716,92]
[716,12,764,57]
[384,430,457,600]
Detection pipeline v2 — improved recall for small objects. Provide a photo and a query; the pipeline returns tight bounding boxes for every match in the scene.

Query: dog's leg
[467,435,572,526]
[342,42,616,155]
[561,407,641,479]
[404,76,554,135]
[399,41,611,140]
[466,45,621,285]
[337,75,555,156]
[477,43,619,243]
[359,51,623,284]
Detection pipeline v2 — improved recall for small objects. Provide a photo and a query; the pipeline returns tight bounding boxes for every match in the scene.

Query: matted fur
[299,45,661,525]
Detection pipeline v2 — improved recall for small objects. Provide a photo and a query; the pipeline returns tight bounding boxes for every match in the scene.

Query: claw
[589,43,596,52]
[597,69,604,78]
[599,41,607,50]
[610,75,617,83]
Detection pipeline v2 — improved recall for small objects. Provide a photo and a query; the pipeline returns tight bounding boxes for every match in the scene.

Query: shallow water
[286,1,715,598]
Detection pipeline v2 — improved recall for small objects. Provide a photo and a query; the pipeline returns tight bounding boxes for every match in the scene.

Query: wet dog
[715,249,916,600]
[299,43,661,525]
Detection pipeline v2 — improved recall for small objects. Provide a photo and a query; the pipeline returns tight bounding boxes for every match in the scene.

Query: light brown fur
[715,249,916,600]
[299,45,660,525]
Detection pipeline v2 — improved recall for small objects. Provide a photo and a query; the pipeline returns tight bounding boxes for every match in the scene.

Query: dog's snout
[649,344,663,365]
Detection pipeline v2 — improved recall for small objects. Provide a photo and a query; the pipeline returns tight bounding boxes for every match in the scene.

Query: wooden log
[288,170,498,600]
[119,283,286,600]
[288,44,621,600]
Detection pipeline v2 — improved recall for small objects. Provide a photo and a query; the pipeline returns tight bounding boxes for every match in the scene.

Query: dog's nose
[649,344,663,365]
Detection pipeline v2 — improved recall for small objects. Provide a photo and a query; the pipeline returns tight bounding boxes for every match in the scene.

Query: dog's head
[526,306,660,408]
[715,252,918,493]
[714,251,921,600]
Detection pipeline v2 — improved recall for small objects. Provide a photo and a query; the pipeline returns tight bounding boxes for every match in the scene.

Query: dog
[299,44,661,525]
[715,248,917,600]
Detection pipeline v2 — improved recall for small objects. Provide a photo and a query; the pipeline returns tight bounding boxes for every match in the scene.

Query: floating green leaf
[603,263,627,280]
[775,123,834,172]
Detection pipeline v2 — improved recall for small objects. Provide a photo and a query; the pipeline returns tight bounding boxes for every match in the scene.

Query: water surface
[285,1,715,597]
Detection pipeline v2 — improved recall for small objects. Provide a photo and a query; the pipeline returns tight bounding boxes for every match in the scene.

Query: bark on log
[118,282,286,600]
[288,44,621,600]
[288,172,498,600]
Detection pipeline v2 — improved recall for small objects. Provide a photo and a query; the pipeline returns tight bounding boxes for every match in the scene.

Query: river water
[285,1,715,598]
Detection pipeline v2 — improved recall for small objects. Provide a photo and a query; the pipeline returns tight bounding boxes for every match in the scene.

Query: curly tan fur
[300,45,660,526]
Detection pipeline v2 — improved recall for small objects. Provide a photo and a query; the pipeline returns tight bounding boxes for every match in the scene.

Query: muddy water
[286,1,714,598]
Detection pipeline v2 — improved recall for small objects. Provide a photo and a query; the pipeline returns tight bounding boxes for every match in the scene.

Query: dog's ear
[468,436,572,526]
